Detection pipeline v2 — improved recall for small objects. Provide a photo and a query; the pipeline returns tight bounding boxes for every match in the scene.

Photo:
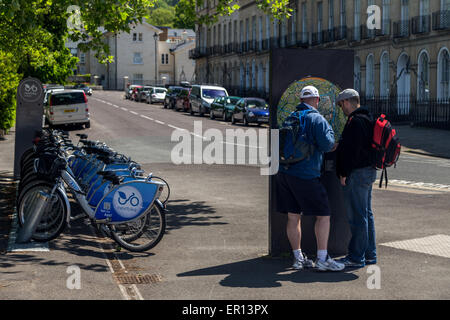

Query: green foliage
[0,51,21,131]
[173,0,196,30]
[147,6,176,27]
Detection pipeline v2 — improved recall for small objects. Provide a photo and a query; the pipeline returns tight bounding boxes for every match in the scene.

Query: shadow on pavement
[165,199,227,232]
[177,257,358,288]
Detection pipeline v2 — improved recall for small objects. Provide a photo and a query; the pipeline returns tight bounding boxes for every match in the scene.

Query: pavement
[1,99,449,302]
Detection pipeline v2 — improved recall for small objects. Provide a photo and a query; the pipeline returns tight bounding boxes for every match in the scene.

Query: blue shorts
[275,172,331,216]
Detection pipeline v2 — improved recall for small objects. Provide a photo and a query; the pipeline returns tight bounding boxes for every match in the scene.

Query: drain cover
[114,273,162,284]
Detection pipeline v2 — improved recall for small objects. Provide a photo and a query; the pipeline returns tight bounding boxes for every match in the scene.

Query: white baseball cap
[300,85,320,99]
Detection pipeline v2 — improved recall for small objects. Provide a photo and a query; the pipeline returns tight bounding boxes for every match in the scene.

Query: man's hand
[340,176,347,186]
[330,142,339,152]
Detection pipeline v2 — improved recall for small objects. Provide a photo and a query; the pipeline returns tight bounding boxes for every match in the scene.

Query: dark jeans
[343,167,377,264]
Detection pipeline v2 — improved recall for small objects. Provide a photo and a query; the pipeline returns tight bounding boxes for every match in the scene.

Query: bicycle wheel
[110,203,166,252]
[151,176,170,204]
[18,182,68,242]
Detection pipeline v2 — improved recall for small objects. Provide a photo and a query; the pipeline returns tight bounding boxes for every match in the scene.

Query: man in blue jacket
[276,85,344,272]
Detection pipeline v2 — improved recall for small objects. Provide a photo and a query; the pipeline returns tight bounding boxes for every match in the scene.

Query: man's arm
[312,114,335,153]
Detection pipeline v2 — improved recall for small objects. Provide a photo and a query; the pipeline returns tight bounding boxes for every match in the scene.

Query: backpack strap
[379,167,388,188]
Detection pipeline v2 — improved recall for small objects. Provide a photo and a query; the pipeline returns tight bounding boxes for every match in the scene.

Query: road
[1,90,449,301]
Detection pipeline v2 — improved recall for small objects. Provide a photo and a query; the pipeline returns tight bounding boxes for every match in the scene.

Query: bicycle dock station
[10,78,171,252]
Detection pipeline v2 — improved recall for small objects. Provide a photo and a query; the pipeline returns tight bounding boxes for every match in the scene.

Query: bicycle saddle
[97,171,124,185]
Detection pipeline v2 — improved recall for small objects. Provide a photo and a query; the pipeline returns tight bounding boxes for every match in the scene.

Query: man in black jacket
[335,89,377,268]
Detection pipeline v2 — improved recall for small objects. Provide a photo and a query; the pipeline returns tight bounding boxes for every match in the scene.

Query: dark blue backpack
[279,108,317,169]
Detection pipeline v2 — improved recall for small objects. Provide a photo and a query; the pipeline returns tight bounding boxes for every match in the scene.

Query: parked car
[44,90,90,128]
[125,85,141,99]
[130,86,143,101]
[164,86,183,109]
[189,85,228,116]
[73,83,93,96]
[174,88,191,112]
[209,96,241,121]
[43,84,64,92]
[136,86,153,102]
[147,87,167,104]
[231,97,269,126]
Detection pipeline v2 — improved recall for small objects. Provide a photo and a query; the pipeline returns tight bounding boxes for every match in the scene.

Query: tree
[173,0,196,30]
[0,0,292,131]
[0,51,20,133]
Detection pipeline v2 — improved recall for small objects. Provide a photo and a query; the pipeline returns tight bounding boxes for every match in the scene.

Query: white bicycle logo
[24,84,38,93]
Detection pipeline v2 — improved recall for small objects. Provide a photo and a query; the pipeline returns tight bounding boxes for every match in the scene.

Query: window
[133,52,143,64]
[354,56,361,92]
[138,33,143,41]
[382,0,390,35]
[291,9,297,44]
[302,2,308,42]
[161,53,169,64]
[80,53,85,64]
[317,2,323,39]
[438,48,450,100]
[417,51,430,101]
[380,52,390,98]
[354,0,361,40]
[419,0,430,33]
[366,54,375,99]
[133,74,143,85]
[133,33,137,41]
[441,0,450,11]
[340,0,346,26]
[328,0,334,30]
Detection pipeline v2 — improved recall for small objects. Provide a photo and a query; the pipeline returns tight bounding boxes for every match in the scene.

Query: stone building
[190,0,450,101]
[68,22,196,89]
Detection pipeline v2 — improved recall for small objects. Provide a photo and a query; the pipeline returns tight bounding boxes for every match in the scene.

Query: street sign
[13,77,45,179]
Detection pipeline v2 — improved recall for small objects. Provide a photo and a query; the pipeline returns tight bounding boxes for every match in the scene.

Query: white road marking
[388,179,450,191]
[381,234,450,259]
[155,120,165,125]
[120,107,128,111]
[140,115,154,120]
[129,111,138,115]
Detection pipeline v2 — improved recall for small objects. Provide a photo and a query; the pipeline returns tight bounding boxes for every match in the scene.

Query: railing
[348,26,361,41]
[361,95,450,130]
[227,86,269,100]
[412,15,431,34]
[433,10,450,30]
[393,20,410,38]
[270,36,280,49]
[334,26,347,40]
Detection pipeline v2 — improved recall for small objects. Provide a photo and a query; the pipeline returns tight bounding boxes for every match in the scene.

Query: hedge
[0,51,21,132]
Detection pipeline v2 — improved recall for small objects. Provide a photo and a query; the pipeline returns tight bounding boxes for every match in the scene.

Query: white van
[189,85,228,116]
[44,90,90,128]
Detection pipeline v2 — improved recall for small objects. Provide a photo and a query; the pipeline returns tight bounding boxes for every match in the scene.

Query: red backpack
[372,114,401,188]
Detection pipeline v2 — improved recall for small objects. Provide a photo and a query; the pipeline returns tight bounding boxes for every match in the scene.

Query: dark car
[73,83,93,96]
[210,96,241,121]
[164,86,183,109]
[231,97,269,126]
[174,88,191,112]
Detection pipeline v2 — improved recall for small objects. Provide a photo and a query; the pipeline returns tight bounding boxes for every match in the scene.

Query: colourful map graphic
[277,77,347,140]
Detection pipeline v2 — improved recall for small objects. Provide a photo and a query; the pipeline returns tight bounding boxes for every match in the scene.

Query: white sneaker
[292,253,315,270]
[315,255,345,272]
